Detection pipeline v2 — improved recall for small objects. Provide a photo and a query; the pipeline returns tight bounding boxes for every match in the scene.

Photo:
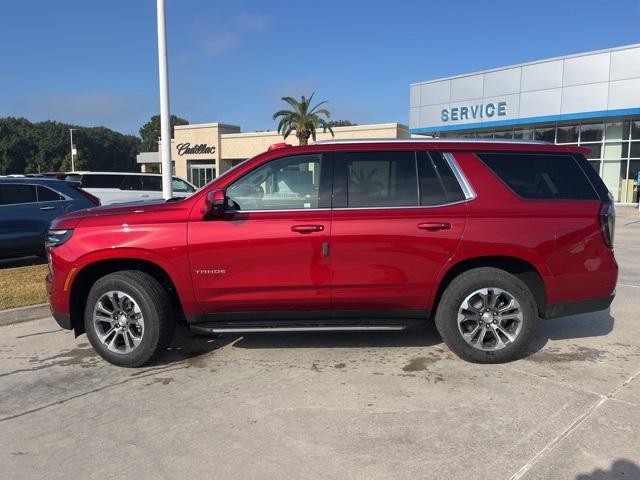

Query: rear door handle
[39,206,55,211]
[418,222,451,231]
[291,224,324,233]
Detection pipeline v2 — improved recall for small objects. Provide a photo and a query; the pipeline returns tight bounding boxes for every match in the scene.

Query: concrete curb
[0,303,51,327]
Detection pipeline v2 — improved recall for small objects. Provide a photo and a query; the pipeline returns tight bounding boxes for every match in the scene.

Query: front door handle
[39,206,55,211]
[291,224,324,234]
[418,222,451,231]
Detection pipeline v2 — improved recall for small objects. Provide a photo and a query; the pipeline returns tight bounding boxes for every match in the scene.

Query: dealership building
[137,122,410,187]
[410,43,640,203]
[140,43,640,203]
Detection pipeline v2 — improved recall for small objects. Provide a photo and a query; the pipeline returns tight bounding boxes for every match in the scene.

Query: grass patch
[0,264,49,310]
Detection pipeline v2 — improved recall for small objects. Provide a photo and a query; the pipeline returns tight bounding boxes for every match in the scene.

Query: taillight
[72,186,101,206]
[599,202,615,249]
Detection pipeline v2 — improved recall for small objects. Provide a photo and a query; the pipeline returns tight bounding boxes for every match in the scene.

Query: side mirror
[201,189,226,218]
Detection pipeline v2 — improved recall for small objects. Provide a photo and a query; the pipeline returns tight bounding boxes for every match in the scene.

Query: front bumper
[46,272,72,330]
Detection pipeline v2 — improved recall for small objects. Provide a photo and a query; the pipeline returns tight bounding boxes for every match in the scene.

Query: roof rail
[313,138,551,145]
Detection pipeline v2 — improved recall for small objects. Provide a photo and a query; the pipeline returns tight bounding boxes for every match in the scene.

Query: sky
[1,0,639,135]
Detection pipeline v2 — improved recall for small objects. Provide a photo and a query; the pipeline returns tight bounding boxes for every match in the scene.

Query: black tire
[84,270,175,367]
[434,267,537,363]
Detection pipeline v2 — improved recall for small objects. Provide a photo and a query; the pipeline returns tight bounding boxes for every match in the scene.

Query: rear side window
[140,176,162,191]
[37,185,64,201]
[119,175,142,191]
[419,151,466,205]
[81,174,124,189]
[0,184,37,205]
[172,177,195,193]
[476,152,598,200]
[344,151,418,207]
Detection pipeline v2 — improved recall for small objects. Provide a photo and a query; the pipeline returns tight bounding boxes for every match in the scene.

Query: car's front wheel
[434,267,537,363]
[84,270,175,367]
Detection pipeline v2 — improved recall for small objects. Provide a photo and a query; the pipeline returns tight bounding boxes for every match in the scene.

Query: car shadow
[153,309,614,365]
[525,308,615,356]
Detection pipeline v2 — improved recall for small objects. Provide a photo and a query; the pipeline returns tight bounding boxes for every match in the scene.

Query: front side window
[227,154,323,211]
[344,151,418,208]
[0,184,37,205]
[172,178,195,193]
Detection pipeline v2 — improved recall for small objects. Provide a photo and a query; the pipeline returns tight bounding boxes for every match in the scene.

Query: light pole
[156,0,173,199]
[69,128,76,171]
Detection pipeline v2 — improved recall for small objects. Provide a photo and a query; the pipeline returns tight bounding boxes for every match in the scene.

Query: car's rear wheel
[434,267,537,363]
[84,270,174,367]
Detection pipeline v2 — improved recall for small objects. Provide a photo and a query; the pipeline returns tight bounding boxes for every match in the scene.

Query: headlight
[45,229,74,248]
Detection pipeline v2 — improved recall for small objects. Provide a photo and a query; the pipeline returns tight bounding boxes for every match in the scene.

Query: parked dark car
[0,178,100,258]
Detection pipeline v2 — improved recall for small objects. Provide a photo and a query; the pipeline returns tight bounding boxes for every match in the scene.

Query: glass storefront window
[556,125,578,143]
[605,120,630,141]
[476,130,493,138]
[603,142,629,159]
[584,144,602,159]
[535,127,555,142]
[631,120,640,140]
[630,142,640,158]
[493,130,512,139]
[515,129,534,140]
[627,160,640,203]
[601,160,623,202]
[580,122,604,142]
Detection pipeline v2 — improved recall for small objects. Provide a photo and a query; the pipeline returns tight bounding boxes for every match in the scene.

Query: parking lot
[1,207,639,480]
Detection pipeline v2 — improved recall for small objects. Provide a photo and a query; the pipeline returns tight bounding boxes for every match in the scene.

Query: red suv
[46,140,618,367]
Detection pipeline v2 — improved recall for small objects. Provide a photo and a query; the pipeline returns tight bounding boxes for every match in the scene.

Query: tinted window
[119,175,141,190]
[172,178,195,193]
[81,174,124,189]
[37,185,64,201]
[420,152,466,205]
[0,184,37,205]
[476,153,598,200]
[227,154,322,210]
[345,151,418,207]
[140,176,162,191]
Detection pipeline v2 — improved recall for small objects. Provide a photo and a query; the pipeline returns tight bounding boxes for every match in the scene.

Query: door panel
[329,149,468,316]
[330,204,467,314]
[188,152,333,316]
[189,210,331,313]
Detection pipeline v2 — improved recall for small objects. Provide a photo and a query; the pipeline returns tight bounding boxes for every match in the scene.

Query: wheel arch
[433,256,548,318]
[69,258,185,336]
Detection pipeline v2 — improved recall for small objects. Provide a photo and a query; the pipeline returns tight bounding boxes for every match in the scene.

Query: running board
[189,319,424,334]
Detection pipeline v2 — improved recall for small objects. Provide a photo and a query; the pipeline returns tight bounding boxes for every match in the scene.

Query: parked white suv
[64,172,196,205]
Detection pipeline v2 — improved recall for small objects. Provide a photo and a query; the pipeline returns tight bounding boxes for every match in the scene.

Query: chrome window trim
[442,152,476,200]
[225,199,471,214]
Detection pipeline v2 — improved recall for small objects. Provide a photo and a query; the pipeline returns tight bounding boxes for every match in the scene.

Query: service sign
[441,101,508,123]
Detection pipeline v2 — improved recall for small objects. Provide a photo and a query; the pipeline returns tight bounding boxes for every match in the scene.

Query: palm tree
[273,93,334,146]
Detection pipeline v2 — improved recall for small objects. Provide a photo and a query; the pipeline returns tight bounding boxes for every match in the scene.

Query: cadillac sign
[176,143,216,156]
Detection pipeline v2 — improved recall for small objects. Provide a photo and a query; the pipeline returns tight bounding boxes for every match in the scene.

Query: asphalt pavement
[1,206,639,480]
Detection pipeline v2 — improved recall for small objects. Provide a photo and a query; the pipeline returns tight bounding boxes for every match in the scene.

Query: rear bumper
[543,294,615,319]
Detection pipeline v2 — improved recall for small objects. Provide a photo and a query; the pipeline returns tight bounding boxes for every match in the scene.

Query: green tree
[139,114,189,152]
[273,93,334,146]
[327,120,357,127]
[0,117,141,175]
